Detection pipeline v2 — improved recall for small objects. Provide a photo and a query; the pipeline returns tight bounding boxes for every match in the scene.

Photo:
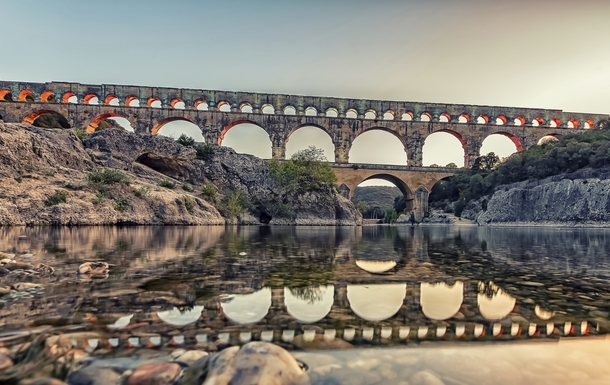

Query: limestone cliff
[0,123,361,226]
[462,169,610,227]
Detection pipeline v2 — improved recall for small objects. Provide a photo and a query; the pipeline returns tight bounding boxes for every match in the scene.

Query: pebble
[66,366,122,385]
[410,371,445,385]
[78,262,109,276]
[12,282,43,291]
[126,362,182,385]
[173,350,209,365]
[0,352,14,371]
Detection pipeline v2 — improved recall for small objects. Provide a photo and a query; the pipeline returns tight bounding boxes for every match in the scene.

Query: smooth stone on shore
[174,350,209,365]
[292,334,354,350]
[28,379,69,385]
[126,362,182,385]
[0,352,14,371]
[66,367,121,385]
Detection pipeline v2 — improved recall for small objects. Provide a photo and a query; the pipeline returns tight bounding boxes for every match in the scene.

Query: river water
[1,225,610,384]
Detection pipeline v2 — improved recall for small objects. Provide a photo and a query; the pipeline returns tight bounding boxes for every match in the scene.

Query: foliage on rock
[88,169,130,185]
[268,146,337,194]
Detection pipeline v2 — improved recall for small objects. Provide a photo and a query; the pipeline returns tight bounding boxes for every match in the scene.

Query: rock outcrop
[462,169,610,227]
[0,123,361,226]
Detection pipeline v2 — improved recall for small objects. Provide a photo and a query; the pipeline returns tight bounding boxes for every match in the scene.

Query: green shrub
[263,200,295,219]
[220,191,251,218]
[201,184,218,203]
[74,129,85,140]
[114,197,129,212]
[268,146,337,194]
[92,191,105,205]
[44,190,68,206]
[160,179,176,189]
[88,169,129,185]
[183,196,195,212]
[195,143,215,161]
[182,183,193,192]
[177,134,195,147]
[133,186,150,197]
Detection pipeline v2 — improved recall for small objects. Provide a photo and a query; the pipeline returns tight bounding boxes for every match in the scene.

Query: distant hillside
[353,186,402,218]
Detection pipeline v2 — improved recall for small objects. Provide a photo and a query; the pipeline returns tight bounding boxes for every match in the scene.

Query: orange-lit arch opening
[477,115,489,124]
[170,98,184,109]
[151,117,198,136]
[549,118,561,128]
[0,90,13,101]
[439,113,451,122]
[420,112,432,122]
[61,92,76,103]
[532,117,544,126]
[23,110,69,126]
[458,113,470,123]
[83,94,98,104]
[18,90,34,102]
[40,91,55,102]
[147,97,161,107]
[87,113,123,133]
[514,116,526,126]
[125,96,139,106]
[104,95,118,105]
[585,120,594,129]
[567,119,579,129]
[495,115,507,125]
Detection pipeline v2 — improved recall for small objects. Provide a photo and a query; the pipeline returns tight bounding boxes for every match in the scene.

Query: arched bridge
[0,80,606,219]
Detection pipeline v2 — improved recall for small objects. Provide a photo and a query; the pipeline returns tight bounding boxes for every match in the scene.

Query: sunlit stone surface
[347,284,406,321]
[221,288,271,324]
[285,285,334,323]
[157,306,204,326]
[420,281,464,320]
[107,314,133,329]
[355,260,397,273]
[478,282,516,320]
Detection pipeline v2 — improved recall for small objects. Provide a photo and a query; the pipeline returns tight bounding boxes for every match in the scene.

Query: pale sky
[2,0,608,185]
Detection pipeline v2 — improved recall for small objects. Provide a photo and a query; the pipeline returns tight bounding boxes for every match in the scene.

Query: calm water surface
[2,225,610,384]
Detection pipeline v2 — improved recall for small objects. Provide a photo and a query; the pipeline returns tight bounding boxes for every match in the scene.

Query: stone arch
[170,98,185,109]
[402,111,414,121]
[532,117,544,126]
[22,109,70,127]
[514,116,526,126]
[217,101,231,112]
[240,103,253,113]
[383,110,395,120]
[125,96,139,107]
[584,119,594,129]
[147,97,162,108]
[18,90,35,102]
[87,112,126,133]
[83,94,99,104]
[364,109,377,120]
[424,128,467,166]
[0,90,13,101]
[354,126,406,148]
[283,106,297,115]
[305,106,317,116]
[567,119,579,129]
[219,119,272,158]
[194,100,208,110]
[325,108,338,118]
[346,108,358,119]
[40,91,56,103]
[151,117,199,136]
[104,95,119,106]
[439,112,451,123]
[458,113,470,123]
[549,118,561,128]
[261,104,275,114]
[486,131,523,151]
[477,115,489,124]
[61,92,77,103]
[495,115,507,125]
[420,112,432,122]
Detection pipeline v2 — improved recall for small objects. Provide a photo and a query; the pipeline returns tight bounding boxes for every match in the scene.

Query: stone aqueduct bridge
[0,80,607,211]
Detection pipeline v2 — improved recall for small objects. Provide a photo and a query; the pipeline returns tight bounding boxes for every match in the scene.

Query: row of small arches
[0,89,594,129]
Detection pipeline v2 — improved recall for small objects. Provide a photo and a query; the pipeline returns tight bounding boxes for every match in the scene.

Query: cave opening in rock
[136,153,182,179]
[259,211,272,224]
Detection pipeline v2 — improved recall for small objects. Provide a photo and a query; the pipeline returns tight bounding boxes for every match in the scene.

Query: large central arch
[286,123,336,161]
[87,113,125,133]
[350,127,407,165]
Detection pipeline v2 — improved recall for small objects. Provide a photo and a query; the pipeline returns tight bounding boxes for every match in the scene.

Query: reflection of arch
[535,305,554,320]
[285,286,334,323]
[22,110,70,127]
[477,282,516,320]
[347,284,406,321]
[220,119,270,145]
[355,260,396,274]
[157,306,204,326]
[420,282,463,320]
[221,288,271,324]
[151,117,198,136]
[87,113,125,133]
[487,131,523,151]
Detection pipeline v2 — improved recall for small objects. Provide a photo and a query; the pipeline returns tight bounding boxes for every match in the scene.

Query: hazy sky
[2,0,609,185]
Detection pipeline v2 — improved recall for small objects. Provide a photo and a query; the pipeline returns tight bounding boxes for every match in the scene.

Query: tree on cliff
[268,146,337,194]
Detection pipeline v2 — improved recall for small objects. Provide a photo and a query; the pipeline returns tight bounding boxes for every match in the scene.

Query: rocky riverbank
[462,169,610,227]
[0,123,361,226]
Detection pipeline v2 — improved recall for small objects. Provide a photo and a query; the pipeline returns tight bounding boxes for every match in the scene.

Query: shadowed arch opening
[350,128,407,165]
[326,108,338,118]
[420,112,431,122]
[217,101,231,112]
[383,111,395,120]
[458,114,470,123]
[364,110,377,120]
[423,130,466,167]
[152,117,204,142]
[220,120,272,158]
[0,90,13,101]
[23,110,70,128]
[402,112,413,121]
[261,104,275,114]
[240,103,253,113]
[283,106,296,115]
[305,107,317,116]
[171,99,185,109]
[195,100,208,110]
[87,113,133,133]
[105,95,120,106]
[439,113,450,123]
[286,125,335,161]
[346,109,358,119]
[148,97,162,108]
[481,132,523,156]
